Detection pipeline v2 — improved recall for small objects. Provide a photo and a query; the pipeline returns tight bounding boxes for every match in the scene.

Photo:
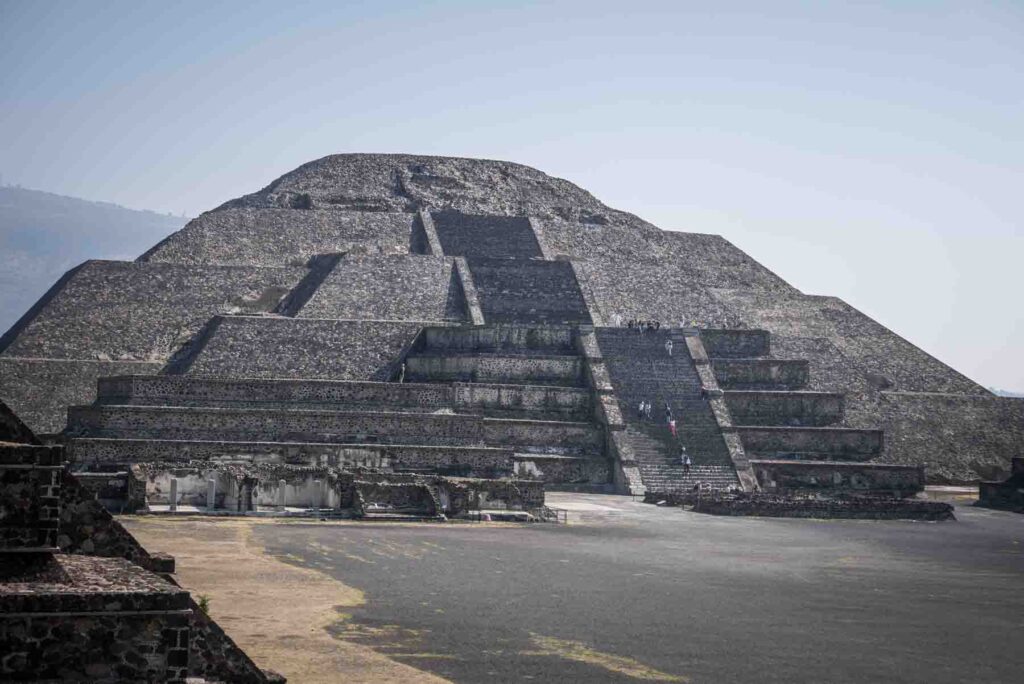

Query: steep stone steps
[595,328,738,491]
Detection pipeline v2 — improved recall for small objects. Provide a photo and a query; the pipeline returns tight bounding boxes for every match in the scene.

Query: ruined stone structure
[1,153,1019,506]
[0,402,280,683]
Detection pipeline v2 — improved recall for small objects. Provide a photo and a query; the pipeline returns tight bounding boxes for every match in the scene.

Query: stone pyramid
[0,154,1020,508]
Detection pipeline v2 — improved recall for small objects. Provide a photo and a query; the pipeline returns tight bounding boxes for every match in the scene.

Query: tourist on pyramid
[665,339,673,356]
[669,418,677,438]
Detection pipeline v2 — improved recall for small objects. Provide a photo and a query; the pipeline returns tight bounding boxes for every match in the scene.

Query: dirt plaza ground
[122,492,1024,684]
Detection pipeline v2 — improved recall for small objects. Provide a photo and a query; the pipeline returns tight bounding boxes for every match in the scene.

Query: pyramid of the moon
[1,154,1021,505]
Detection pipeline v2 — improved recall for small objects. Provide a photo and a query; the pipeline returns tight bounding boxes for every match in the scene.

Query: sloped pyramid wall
[1,153,1019,482]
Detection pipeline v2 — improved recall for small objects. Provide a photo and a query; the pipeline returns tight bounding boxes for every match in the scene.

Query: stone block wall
[0,444,62,550]
[482,418,604,456]
[713,358,809,390]
[423,324,577,353]
[67,405,485,446]
[725,391,844,427]
[140,207,415,266]
[297,254,466,322]
[0,555,191,683]
[701,329,770,358]
[735,426,883,460]
[405,354,584,386]
[751,460,924,497]
[512,454,610,484]
[98,375,450,410]
[71,439,516,479]
[453,383,592,419]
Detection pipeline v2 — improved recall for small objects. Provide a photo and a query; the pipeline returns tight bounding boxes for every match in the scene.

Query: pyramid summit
[0,153,1020,509]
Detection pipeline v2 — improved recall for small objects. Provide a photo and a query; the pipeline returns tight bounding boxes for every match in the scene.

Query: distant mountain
[0,186,188,337]
[991,388,1024,398]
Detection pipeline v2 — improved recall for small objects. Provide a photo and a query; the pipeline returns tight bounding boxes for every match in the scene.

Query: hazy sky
[1,1,1022,390]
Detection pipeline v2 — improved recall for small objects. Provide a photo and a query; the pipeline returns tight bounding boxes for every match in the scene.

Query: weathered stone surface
[215,153,646,228]
[0,260,304,362]
[0,359,164,436]
[872,392,1024,483]
[297,254,467,322]
[141,207,415,266]
[750,459,924,497]
[0,152,1017,483]
[0,398,39,444]
[174,316,427,380]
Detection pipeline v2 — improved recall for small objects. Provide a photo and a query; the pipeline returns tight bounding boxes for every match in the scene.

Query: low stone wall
[736,426,882,460]
[98,375,451,408]
[751,460,924,497]
[353,481,440,517]
[512,454,610,484]
[701,329,770,358]
[405,354,584,386]
[0,443,62,551]
[482,418,604,456]
[725,391,844,427]
[423,324,577,353]
[73,471,130,511]
[713,358,809,390]
[688,492,954,521]
[453,382,592,419]
[439,477,545,513]
[123,462,544,515]
[68,405,485,446]
[977,457,1024,512]
[97,375,591,419]
[69,438,514,479]
[72,406,604,460]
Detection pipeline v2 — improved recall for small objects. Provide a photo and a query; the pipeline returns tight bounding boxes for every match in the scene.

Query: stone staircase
[595,328,739,492]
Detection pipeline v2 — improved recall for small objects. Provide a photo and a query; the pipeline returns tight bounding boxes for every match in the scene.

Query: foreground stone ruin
[0,404,282,682]
[0,153,1020,514]
[977,457,1024,512]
